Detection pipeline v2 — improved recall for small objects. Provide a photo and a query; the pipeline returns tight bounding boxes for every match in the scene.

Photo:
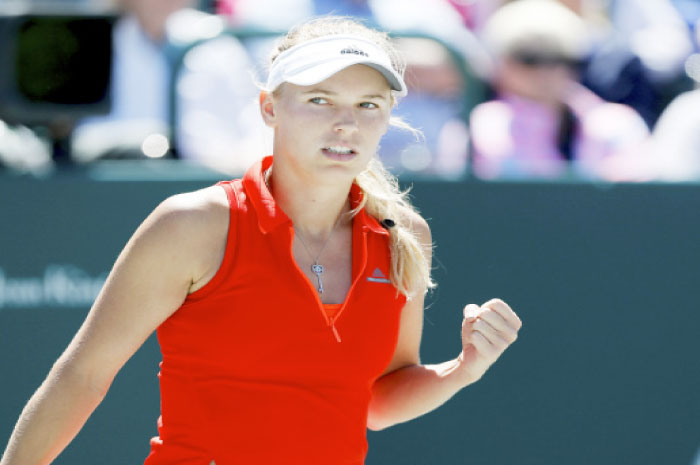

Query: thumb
[463,304,480,322]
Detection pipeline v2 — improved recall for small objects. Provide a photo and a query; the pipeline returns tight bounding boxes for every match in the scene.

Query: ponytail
[354,158,435,299]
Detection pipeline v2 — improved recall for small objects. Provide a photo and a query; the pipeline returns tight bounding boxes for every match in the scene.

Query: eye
[359,102,379,109]
[309,97,329,105]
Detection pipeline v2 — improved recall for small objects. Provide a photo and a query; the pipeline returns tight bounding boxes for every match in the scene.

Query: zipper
[288,226,369,343]
[288,226,337,341]
[330,321,342,342]
[326,229,368,343]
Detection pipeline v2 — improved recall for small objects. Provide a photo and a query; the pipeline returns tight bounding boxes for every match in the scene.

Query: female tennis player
[1,16,521,465]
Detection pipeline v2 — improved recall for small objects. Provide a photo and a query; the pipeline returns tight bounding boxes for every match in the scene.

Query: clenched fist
[457,298,522,384]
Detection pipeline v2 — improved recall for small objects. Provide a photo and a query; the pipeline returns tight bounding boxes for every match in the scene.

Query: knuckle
[487,345,501,359]
[494,338,508,351]
[473,330,487,344]
[487,298,507,309]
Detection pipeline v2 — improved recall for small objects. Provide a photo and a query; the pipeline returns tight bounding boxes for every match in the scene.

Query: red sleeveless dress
[143,156,406,465]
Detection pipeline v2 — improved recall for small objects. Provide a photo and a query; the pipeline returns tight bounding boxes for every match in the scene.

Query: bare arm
[0,187,229,465]
[367,214,522,431]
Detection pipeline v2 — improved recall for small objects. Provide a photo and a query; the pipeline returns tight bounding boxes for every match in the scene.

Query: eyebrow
[302,89,389,100]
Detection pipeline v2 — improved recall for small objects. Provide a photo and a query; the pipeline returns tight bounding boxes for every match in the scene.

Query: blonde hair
[270,16,435,298]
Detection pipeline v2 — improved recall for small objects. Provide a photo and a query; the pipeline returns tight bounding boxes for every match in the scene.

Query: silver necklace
[265,167,343,294]
[294,214,344,294]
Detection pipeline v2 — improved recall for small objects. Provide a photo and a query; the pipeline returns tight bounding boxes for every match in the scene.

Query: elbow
[367,423,391,432]
[366,419,389,432]
[51,358,114,400]
[366,409,398,432]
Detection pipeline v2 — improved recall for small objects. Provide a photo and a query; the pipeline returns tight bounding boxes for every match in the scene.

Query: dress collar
[242,155,388,236]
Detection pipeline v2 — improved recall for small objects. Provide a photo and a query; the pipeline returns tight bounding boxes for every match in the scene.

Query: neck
[267,161,354,239]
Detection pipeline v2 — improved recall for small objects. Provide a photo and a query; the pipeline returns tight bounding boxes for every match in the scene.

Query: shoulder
[396,205,432,253]
[156,184,229,218]
[132,185,231,283]
[148,185,229,236]
[398,205,429,235]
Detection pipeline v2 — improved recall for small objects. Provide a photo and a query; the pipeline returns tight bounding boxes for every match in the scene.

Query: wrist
[454,352,484,387]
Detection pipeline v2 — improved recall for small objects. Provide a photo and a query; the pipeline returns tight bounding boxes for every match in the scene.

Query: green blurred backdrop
[1,165,698,465]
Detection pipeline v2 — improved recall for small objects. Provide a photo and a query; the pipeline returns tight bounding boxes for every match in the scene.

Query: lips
[321,145,358,161]
[324,145,356,155]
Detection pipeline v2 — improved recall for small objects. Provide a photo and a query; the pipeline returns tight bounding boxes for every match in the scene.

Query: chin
[322,156,370,181]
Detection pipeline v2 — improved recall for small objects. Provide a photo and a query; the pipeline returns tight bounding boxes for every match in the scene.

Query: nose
[333,107,358,133]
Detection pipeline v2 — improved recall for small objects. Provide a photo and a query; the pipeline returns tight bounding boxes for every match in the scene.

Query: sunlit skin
[260,64,393,190]
[0,23,523,465]
[256,64,394,297]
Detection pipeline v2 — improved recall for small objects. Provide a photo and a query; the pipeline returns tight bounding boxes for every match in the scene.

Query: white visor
[266,34,407,97]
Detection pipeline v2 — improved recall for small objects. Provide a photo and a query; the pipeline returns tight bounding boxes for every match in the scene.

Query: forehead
[286,64,392,96]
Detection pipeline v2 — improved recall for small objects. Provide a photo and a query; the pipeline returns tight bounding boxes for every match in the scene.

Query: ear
[259,91,277,128]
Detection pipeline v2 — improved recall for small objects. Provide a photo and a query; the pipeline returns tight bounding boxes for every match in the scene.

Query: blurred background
[1,0,699,464]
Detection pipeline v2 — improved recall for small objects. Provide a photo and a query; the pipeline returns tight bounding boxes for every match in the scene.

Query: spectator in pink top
[469,0,650,181]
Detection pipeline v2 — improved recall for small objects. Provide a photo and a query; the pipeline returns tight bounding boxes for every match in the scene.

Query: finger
[470,330,498,357]
[477,309,519,344]
[483,298,522,330]
[477,307,508,332]
[472,319,509,352]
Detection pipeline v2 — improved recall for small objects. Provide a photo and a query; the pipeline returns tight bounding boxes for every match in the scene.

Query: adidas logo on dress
[366,267,391,283]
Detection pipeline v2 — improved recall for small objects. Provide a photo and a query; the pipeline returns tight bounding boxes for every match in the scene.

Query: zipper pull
[330,321,342,343]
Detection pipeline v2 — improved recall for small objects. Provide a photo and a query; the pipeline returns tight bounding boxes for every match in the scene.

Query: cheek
[361,111,391,138]
[274,102,324,136]
[278,99,318,121]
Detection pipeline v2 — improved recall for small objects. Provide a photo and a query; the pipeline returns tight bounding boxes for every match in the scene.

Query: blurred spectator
[0,0,74,174]
[470,0,650,180]
[463,0,695,127]
[0,121,52,175]
[379,36,471,179]
[220,0,489,179]
[650,88,700,180]
[444,0,505,32]
[669,0,700,33]
[574,0,695,127]
[608,0,693,85]
[72,0,268,174]
[222,0,490,74]
[648,20,700,181]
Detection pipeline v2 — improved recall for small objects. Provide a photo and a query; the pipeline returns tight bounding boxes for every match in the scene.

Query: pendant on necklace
[311,263,324,294]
